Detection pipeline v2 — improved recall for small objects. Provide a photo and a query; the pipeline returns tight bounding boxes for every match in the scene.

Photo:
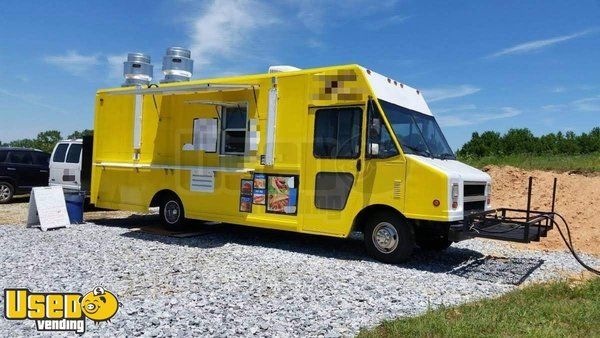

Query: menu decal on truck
[266,175,298,215]
[253,173,266,205]
[239,179,253,213]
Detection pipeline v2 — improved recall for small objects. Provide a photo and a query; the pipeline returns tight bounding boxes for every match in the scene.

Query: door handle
[40,170,48,173]
[356,159,362,172]
[7,167,16,171]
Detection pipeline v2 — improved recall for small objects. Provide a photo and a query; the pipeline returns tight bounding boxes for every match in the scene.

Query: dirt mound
[485,165,600,256]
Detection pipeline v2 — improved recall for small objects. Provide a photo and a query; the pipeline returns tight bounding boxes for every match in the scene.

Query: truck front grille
[464,183,485,196]
[463,182,486,213]
[464,200,486,212]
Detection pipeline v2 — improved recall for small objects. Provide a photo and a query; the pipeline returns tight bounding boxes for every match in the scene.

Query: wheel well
[351,204,406,233]
[0,178,16,189]
[149,189,178,208]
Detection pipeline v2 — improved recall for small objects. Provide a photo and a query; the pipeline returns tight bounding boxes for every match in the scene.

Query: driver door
[302,105,366,236]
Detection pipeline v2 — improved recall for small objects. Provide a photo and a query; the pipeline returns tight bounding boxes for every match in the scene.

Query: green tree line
[457,127,600,157]
[0,129,93,153]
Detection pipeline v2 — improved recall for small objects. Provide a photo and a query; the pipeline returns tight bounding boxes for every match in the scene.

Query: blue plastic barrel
[64,191,85,224]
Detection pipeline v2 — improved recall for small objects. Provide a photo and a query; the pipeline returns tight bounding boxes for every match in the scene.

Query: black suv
[0,148,50,203]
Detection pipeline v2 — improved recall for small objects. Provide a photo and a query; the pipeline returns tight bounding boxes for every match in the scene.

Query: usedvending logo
[4,286,121,334]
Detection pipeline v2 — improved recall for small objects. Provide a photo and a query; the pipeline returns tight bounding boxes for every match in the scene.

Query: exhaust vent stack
[161,47,193,83]
[122,53,153,87]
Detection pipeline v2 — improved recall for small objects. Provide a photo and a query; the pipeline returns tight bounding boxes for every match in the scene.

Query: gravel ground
[1,218,598,337]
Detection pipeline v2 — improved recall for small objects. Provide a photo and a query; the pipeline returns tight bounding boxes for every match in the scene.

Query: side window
[52,143,69,162]
[8,151,33,165]
[66,144,82,163]
[313,107,362,159]
[0,150,7,163]
[366,101,399,159]
[33,153,50,165]
[220,106,247,155]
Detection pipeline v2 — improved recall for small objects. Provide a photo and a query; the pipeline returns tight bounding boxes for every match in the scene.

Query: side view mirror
[369,143,380,156]
[370,118,381,134]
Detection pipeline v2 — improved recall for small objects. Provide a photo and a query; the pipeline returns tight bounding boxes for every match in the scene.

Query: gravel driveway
[0,217,597,337]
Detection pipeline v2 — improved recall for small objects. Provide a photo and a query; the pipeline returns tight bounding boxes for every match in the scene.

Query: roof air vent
[161,47,193,83]
[123,53,153,87]
[268,65,301,73]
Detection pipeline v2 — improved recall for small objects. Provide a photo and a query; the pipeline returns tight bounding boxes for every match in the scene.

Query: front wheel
[159,194,186,230]
[364,211,415,264]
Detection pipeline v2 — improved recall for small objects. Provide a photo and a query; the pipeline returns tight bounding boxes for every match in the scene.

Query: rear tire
[364,211,414,263]
[0,182,14,204]
[159,194,186,230]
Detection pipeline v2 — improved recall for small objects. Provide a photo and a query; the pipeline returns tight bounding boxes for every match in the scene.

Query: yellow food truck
[91,62,493,263]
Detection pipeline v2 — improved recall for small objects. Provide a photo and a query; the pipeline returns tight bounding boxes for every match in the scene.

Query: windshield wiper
[403,144,432,158]
[438,153,456,160]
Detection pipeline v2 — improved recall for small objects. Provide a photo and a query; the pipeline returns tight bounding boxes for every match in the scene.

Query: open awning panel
[104,83,258,96]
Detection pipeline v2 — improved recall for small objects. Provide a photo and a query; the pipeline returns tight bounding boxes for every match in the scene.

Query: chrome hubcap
[372,222,399,253]
[0,185,10,201]
[164,201,180,224]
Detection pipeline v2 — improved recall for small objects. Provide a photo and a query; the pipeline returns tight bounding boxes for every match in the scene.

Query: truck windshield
[378,99,455,159]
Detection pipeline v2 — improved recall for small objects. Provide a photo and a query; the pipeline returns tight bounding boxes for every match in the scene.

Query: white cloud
[541,95,600,113]
[541,104,564,112]
[106,54,127,81]
[572,96,600,112]
[367,14,411,30]
[307,38,323,48]
[422,85,481,102]
[436,107,521,127]
[16,75,29,83]
[188,0,278,67]
[290,0,401,32]
[0,88,69,114]
[44,51,100,76]
[487,28,598,58]
[294,0,325,32]
[433,104,477,114]
[551,86,566,93]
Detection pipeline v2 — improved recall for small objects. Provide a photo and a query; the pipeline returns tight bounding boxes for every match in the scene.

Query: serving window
[187,102,258,156]
[221,106,247,155]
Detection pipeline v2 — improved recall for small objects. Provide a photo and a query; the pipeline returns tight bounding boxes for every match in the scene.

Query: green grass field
[358,277,600,338]
[458,153,600,172]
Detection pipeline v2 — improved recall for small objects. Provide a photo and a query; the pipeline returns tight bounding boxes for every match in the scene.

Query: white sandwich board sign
[27,186,71,231]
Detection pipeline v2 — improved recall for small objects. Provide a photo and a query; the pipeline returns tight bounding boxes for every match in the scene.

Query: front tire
[0,182,14,204]
[159,194,186,230]
[364,211,414,263]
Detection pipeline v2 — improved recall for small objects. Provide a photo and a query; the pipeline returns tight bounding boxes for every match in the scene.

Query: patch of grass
[458,153,600,172]
[357,277,600,338]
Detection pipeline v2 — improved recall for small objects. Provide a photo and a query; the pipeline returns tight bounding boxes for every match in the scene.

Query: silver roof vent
[161,47,193,83]
[122,53,153,87]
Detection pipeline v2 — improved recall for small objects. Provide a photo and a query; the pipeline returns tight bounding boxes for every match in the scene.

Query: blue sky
[0,0,599,150]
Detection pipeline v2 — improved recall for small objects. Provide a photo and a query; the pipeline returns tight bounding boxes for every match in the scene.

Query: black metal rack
[450,177,557,243]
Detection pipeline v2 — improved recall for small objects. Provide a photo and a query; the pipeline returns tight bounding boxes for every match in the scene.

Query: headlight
[451,183,459,209]
[485,183,491,205]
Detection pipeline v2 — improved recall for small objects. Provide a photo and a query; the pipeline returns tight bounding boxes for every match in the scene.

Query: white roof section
[360,66,432,116]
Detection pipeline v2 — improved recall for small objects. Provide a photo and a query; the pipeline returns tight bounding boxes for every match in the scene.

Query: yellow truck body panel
[91,64,490,238]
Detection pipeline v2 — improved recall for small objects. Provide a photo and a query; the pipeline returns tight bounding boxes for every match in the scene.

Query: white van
[49,136,92,193]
